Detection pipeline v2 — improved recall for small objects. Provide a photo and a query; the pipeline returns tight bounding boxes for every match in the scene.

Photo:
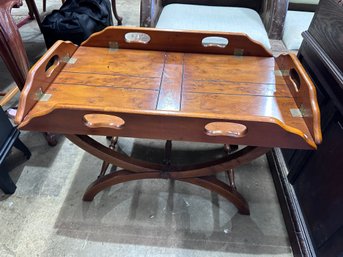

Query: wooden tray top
[16,27,322,149]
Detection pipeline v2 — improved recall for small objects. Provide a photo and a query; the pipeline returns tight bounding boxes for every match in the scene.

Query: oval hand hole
[83,114,125,129]
[205,122,247,138]
[289,68,301,92]
[45,55,59,77]
[125,32,151,44]
[202,37,229,48]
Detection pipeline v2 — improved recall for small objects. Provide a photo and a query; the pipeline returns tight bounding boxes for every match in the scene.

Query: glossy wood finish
[15,27,321,212]
[83,27,273,56]
[16,27,320,149]
[0,0,58,146]
[67,134,270,214]
[0,0,29,91]
[275,54,321,145]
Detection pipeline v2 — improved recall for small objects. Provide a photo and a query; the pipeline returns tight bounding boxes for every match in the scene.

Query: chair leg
[0,85,19,106]
[0,167,17,194]
[111,0,123,25]
[13,138,31,159]
[25,0,43,32]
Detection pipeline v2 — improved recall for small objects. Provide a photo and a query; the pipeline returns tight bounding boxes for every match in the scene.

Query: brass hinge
[233,48,244,57]
[109,41,119,52]
[61,54,77,64]
[34,88,51,102]
[274,70,290,76]
[290,104,310,117]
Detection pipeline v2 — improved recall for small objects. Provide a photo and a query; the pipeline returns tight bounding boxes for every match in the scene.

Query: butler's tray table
[15,27,322,215]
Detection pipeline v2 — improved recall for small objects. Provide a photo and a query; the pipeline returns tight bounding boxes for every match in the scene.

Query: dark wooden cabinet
[268,0,343,256]
[0,107,31,194]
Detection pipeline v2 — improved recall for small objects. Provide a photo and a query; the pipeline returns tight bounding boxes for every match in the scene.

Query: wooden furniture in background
[42,0,65,13]
[140,0,288,39]
[0,0,58,145]
[267,0,343,256]
[0,106,31,194]
[15,27,321,214]
[0,0,29,91]
[25,0,43,31]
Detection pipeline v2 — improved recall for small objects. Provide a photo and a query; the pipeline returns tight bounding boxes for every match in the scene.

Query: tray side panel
[15,41,78,124]
[276,54,322,144]
[81,26,273,57]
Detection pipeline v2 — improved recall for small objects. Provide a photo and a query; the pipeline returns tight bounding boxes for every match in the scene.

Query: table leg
[66,134,270,215]
[98,136,118,178]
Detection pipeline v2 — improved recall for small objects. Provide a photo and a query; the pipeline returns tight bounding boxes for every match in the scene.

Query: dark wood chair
[140,0,288,41]
[0,0,57,145]
[0,0,29,91]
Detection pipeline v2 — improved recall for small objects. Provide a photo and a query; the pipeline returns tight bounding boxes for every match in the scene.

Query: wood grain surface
[16,27,321,150]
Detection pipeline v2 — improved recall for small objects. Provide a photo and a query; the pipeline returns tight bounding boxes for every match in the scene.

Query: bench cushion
[282,11,314,50]
[156,4,271,49]
[289,0,319,4]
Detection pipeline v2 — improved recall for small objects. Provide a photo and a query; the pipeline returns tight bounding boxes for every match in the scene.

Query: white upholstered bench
[155,4,271,49]
[282,0,318,50]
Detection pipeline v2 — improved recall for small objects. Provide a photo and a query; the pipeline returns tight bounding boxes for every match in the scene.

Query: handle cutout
[205,122,247,138]
[83,114,125,129]
[125,32,151,44]
[202,37,229,48]
[289,68,301,92]
[45,55,60,77]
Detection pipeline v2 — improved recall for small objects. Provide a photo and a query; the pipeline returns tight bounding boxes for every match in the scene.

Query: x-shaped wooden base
[66,135,270,215]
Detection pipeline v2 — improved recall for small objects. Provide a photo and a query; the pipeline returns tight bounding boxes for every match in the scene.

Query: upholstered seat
[282,11,314,50]
[282,0,318,50]
[156,4,271,49]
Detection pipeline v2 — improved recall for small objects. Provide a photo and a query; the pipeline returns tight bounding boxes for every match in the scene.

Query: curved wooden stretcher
[15,27,322,215]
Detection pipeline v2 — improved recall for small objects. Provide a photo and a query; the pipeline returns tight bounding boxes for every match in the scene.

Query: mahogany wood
[66,135,270,178]
[16,28,320,149]
[180,176,249,215]
[0,0,29,91]
[15,27,321,214]
[275,54,322,144]
[66,134,163,172]
[82,27,273,57]
[0,0,57,146]
[15,40,78,123]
